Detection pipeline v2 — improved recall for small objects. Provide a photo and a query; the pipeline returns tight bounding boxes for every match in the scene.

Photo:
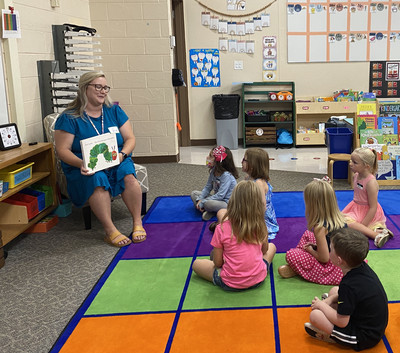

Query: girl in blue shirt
[190,146,239,221]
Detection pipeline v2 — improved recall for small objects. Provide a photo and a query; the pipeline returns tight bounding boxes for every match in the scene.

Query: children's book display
[357,101,400,184]
[80,133,120,173]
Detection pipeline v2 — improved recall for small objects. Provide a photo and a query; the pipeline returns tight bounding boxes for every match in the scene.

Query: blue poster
[189,49,220,87]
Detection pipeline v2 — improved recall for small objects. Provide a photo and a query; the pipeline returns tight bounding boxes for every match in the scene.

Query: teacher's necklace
[85,108,104,135]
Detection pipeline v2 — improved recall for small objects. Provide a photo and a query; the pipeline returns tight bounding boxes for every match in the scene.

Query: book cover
[357,102,377,116]
[377,160,396,180]
[361,143,384,160]
[377,116,398,135]
[359,129,383,144]
[387,145,400,159]
[357,115,377,135]
[382,134,399,145]
[379,102,400,116]
[397,156,400,180]
[80,133,120,172]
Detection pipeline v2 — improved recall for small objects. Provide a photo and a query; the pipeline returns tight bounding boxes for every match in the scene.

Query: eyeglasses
[88,84,111,93]
[242,158,247,162]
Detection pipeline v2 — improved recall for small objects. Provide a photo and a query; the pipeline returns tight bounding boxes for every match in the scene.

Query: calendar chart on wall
[287,1,400,63]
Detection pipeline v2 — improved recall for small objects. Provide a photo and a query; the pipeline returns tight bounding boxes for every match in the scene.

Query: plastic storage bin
[212,94,240,150]
[325,127,353,179]
[0,162,34,188]
[20,188,46,212]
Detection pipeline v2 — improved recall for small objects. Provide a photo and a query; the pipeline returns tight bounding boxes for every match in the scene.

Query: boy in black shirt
[304,228,388,351]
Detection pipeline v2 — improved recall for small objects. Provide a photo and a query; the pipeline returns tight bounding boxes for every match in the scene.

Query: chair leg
[141,192,147,215]
[328,160,334,187]
[82,205,92,230]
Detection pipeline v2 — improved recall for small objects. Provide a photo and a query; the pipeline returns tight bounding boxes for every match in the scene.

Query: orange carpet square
[385,303,400,352]
[277,306,389,353]
[170,309,275,353]
[59,313,175,353]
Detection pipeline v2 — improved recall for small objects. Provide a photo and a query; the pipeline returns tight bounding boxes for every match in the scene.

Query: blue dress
[54,104,137,207]
[256,179,279,240]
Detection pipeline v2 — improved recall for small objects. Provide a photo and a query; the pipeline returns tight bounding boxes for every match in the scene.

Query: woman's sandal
[130,225,147,243]
[104,230,132,248]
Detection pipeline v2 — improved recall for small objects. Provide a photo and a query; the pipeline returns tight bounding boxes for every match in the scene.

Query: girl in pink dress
[192,180,276,291]
[278,179,346,285]
[342,147,393,248]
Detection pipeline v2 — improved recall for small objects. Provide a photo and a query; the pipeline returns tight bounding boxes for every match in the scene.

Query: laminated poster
[2,9,21,38]
[80,133,120,173]
[189,49,220,87]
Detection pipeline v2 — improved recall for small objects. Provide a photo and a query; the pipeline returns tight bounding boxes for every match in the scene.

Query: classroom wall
[89,0,178,157]
[184,0,370,141]
[2,0,92,142]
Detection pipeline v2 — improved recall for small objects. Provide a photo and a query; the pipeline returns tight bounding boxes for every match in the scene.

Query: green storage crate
[31,184,54,208]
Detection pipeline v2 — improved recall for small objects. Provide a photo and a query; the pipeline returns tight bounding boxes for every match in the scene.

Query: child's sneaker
[278,264,297,278]
[304,323,336,344]
[321,292,329,300]
[374,229,391,248]
[202,211,214,221]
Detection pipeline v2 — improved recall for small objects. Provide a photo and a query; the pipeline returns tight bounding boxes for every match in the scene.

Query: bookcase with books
[356,101,400,186]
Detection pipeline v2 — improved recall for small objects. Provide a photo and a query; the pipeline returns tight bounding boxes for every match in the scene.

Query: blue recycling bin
[325,127,353,179]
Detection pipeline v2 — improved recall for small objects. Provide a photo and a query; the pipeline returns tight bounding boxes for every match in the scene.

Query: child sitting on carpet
[192,180,276,291]
[190,145,238,221]
[342,147,393,248]
[278,178,346,285]
[305,227,388,351]
[210,148,279,239]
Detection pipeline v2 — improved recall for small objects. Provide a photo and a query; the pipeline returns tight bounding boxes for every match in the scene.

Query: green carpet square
[85,258,192,315]
[183,257,272,310]
[366,250,400,302]
[273,253,332,306]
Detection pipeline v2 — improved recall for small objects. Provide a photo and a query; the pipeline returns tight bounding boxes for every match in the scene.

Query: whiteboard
[288,0,400,63]
[0,40,8,124]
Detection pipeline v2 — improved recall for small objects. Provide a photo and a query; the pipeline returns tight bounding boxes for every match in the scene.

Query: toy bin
[0,162,34,188]
[3,192,39,219]
[325,127,353,179]
[31,184,53,208]
[20,188,46,212]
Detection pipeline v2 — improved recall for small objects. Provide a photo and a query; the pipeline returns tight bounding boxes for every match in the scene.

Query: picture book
[377,160,397,180]
[357,102,377,116]
[377,116,398,135]
[357,115,377,134]
[360,129,383,144]
[379,102,400,116]
[80,133,120,173]
[397,156,400,180]
[382,134,399,145]
[361,143,384,160]
[387,145,400,159]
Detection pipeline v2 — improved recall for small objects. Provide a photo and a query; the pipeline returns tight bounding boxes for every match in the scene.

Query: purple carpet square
[197,221,214,256]
[122,222,205,259]
[271,217,308,253]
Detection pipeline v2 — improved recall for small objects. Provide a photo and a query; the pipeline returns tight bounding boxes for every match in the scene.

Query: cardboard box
[25,214,59,233]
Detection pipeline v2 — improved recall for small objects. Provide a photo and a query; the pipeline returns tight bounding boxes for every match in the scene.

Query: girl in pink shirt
[192,180,276,291]
[342,147,393,248]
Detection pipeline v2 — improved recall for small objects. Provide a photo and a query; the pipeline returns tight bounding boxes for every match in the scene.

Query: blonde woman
[278,179,346,285]
[192,180,276,291]
[54,71,146,247]
[342,147,393,248]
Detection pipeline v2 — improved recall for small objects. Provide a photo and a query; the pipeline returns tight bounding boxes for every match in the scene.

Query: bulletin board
[369,61,400,98]
[189,49,220,87]
[287,1,400,63]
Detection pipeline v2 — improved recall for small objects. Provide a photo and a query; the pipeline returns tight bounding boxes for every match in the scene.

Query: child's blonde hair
[223,180,267,244]
[245,148,270,181]
[304,179,346,231]
[352,147,378,175]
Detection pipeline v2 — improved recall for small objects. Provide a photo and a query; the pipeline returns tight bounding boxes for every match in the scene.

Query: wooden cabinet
[295,101,358,146]
[242,82,295,148]
[0,143,58,249]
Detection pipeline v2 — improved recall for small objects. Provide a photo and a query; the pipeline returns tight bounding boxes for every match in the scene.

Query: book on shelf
[377,116,398,135]
[357,115,377,134]
[357,102,377,116]
[377,160,397,180]
[80,133,120,173]
[378,102,400,116]
[360,129,383,144]
[382,134,399,145]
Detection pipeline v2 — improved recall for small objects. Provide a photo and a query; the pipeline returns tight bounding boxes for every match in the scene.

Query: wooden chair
[327,153,353,187]
[43,113,149,230]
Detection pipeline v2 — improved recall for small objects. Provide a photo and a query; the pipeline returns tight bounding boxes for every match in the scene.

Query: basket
[0,162,34,188]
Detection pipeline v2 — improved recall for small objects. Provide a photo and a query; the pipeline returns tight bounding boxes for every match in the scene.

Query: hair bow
[313,175,331,183]
[213,145,227,162]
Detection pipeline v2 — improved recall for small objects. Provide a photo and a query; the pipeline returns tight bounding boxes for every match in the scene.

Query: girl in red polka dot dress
[278,179,346,285]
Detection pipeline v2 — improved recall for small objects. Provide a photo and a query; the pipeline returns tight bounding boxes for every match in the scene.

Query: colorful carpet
[51,191,400,353]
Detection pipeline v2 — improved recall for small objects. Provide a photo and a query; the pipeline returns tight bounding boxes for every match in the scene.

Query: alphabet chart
[287,1,400,62]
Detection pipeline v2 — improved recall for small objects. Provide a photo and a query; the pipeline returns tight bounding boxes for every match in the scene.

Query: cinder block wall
[90,0,178,158]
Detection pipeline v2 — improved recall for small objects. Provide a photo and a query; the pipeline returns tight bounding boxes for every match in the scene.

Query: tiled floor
[179,145,329,174]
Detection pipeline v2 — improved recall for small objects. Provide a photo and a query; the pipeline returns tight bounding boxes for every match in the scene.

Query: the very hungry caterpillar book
[80,133,120,172]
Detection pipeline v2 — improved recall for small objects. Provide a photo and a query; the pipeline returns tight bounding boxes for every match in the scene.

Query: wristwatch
[121,151,127,160]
